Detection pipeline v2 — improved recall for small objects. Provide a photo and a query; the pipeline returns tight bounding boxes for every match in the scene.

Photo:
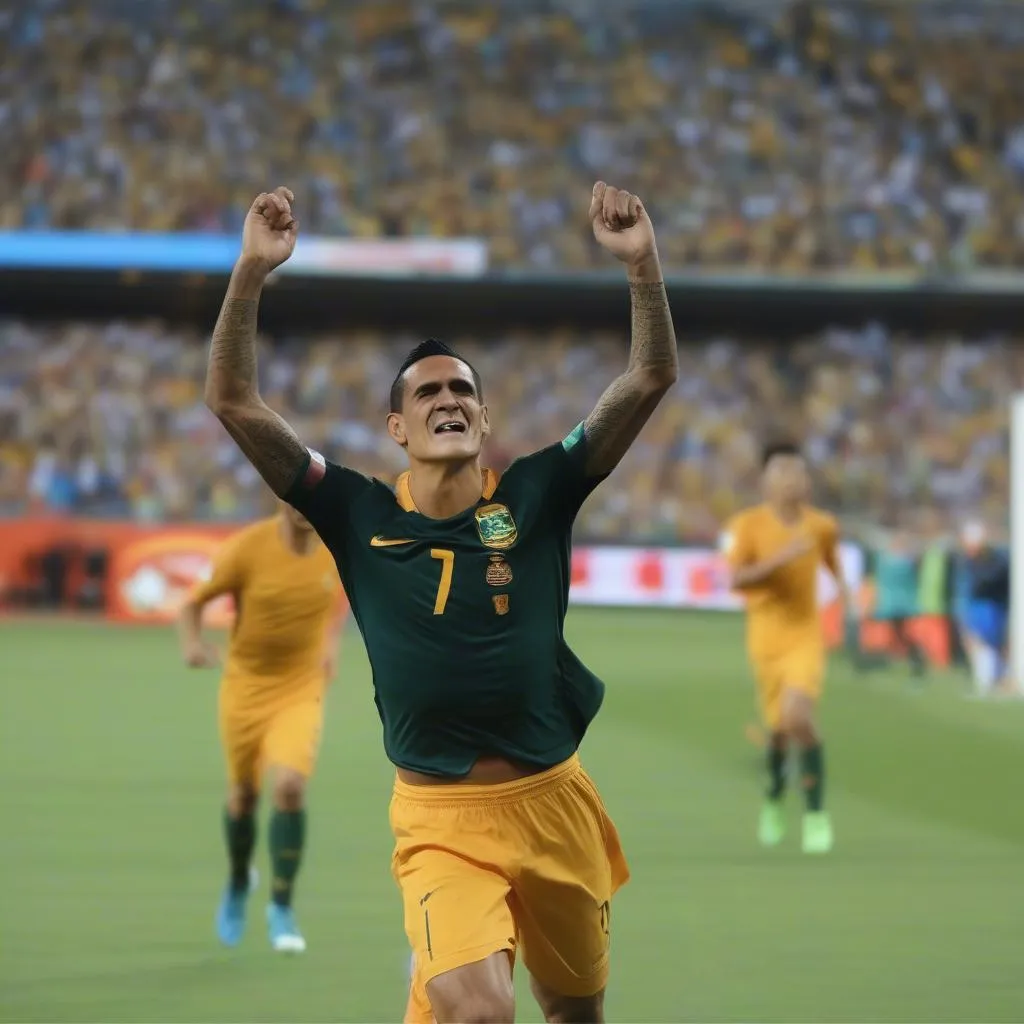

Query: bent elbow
[638,363,678,393]
[204,389,250,425]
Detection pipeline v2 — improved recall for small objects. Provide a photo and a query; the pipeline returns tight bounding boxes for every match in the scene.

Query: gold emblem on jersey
[475,503,517,550]
[485,554,513,587]
[493,594,510,616]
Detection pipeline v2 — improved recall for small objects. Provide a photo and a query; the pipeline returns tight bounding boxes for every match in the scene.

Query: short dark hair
[762,440,802,468]
[388,338,483,413]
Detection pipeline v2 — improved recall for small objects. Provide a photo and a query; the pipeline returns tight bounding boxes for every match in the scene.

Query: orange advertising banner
[0,517,237,624]
[107,528,238,625]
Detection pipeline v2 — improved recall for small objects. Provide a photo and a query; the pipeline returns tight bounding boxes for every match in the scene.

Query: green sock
[269,809,306,908]
[800,744,825,812]
[766,743,787,801]
[223,809,256,895]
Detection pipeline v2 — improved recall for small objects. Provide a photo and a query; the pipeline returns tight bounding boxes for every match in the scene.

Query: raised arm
[205,187,308,498]
[583,182,679,477]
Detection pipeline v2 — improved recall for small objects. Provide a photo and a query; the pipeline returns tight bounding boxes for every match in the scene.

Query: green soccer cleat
[801,811,834,854]
[758,800,786,847]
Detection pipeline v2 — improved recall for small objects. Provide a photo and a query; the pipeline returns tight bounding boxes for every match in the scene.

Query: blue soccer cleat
[216,867,257,948]
[267,903,307,954]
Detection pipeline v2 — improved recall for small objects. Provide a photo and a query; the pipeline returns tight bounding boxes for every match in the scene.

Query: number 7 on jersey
[430,549,454,615]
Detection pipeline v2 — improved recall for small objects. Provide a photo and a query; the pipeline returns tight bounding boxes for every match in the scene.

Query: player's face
[386,355,489,463]
[763,454,810,503]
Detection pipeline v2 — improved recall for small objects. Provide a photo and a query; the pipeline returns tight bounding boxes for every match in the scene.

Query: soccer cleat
[216,867,258,948]
[758,800,786,847]
[267,903,307,954]
[802,811,834,854]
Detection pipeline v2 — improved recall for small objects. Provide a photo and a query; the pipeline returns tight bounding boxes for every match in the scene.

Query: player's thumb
[589,181,607,225]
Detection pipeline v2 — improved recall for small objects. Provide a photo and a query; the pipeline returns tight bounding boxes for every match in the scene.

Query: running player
[203,182,677,1023]
[178,502,345,953]
[722,443,853,855]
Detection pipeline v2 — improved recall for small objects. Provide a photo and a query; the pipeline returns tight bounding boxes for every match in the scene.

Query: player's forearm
[177,600,206,649]
[206,259,307,497]
[583,258,678,476]
[732,559,785,589]
[206,258,267,407]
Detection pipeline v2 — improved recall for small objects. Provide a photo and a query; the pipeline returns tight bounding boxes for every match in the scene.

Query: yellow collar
[395,468,499,513]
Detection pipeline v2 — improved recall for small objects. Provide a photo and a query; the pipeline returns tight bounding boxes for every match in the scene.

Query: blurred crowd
[0,319,1011,542]
[4,0,1024,273]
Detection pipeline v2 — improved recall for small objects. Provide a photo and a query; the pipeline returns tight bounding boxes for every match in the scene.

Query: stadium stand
[1,320,1011,541]
[4,0,1024,272]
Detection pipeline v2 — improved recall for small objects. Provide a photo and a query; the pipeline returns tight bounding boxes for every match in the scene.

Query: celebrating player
[203,182,677,1023]
[722,443,853,855]
[178,501,345,953]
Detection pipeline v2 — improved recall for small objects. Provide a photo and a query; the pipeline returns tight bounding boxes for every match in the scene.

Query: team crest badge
[485,554,513,586]
[493,594,510,616]
[474,503,517,550]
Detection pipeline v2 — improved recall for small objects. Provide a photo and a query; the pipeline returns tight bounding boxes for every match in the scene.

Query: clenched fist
[589,182,659,272]
[241,186,298,274]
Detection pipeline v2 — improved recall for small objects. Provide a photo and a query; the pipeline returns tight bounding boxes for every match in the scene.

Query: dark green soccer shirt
[285,424,606,777]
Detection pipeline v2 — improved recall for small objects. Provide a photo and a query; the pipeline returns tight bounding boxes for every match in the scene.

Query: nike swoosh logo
[370,536,415,548]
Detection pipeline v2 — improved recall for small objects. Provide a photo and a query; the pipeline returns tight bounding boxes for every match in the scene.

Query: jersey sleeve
[720,515,754,569]
[507,422,609,527]
[283,447,376,546]
[189,532,247,604]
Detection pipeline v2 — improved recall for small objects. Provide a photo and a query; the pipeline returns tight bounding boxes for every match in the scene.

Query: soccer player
[722,443,852,855]
[959,522,1011,696]
[203,183,677,1024]
[872,529,926,679]
[178,501,345,953]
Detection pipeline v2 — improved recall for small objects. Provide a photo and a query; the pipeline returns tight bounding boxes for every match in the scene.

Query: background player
[722,442,853,855]
[178,501,345,953]
[202,182,677,1023]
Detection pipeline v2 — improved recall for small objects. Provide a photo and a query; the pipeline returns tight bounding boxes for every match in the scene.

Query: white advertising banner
[568,543,864,610]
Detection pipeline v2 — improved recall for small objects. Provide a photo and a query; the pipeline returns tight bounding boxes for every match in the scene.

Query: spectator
[4,1,1024,273]
[1,318,1015,543]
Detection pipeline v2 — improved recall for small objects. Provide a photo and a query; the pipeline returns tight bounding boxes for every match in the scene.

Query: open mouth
[433,421,467,435]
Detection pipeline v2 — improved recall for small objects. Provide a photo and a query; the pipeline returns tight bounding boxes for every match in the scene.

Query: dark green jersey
[285,424,606,777]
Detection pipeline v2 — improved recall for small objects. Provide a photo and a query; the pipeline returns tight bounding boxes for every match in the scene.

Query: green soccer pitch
[2,610,1022,1023]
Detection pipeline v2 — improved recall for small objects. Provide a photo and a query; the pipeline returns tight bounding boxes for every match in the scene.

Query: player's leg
[779,660,831,854]
[217,706,262,946]
[424,952,516,1024]
[392,784,518,1023]
[261,697,323,953]
[891,616,925,678]
[514,763,629,1024]
[754,663,787,846]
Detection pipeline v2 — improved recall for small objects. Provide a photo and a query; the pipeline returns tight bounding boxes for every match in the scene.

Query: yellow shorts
[752,644,825,729]
[391,755,629,1022]
[218,692,324,788]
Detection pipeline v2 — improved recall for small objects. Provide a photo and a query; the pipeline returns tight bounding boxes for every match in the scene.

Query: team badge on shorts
[485,554,513,586]
[475,503,518,549]
[493,594,510,615]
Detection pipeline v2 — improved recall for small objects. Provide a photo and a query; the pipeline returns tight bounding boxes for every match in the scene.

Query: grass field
[2,610,1023,1023]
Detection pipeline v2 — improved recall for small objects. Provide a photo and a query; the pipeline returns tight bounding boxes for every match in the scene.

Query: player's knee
[227,783,258,817]
[271,769,306,811]
[780,692,816,742]
[531,979,604,1024]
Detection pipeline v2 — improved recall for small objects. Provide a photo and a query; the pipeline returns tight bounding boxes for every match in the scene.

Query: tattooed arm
[584,183,678,477]
[205,188,307,497]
